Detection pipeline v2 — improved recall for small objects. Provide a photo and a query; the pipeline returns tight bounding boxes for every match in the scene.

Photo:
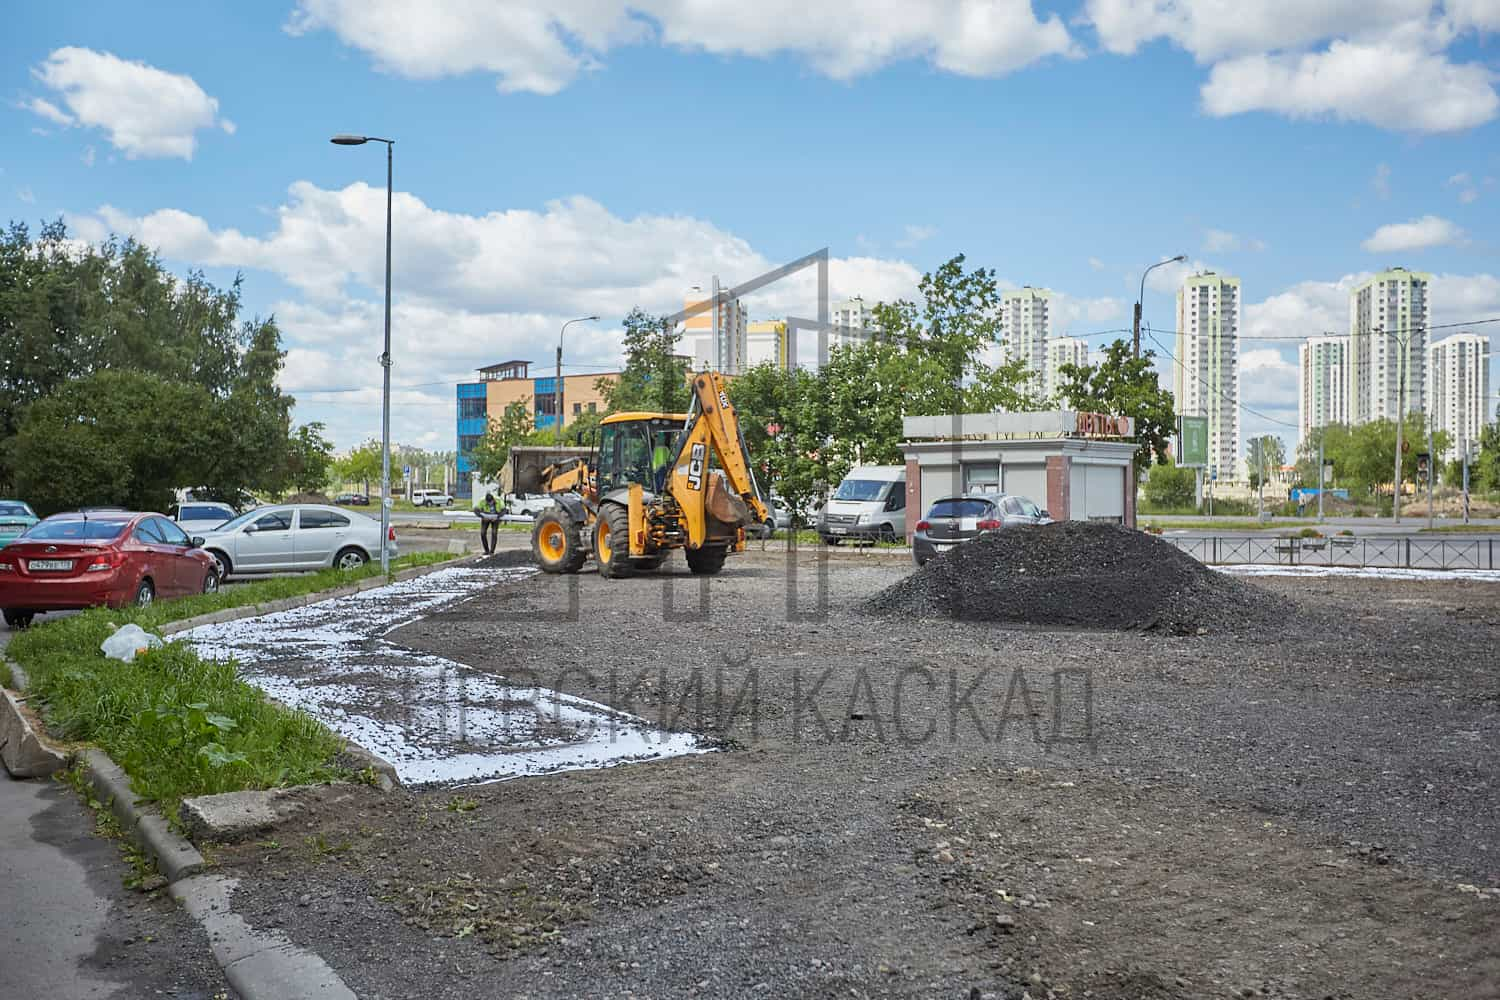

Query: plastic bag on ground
[100,624,162,662]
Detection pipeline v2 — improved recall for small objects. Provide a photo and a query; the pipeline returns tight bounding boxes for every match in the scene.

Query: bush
[1144,462,1197,512]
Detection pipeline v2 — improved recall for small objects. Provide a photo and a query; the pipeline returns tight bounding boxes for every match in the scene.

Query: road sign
[1178,416,1209,469]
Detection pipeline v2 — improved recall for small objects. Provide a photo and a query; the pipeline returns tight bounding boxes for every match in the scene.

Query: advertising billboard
[1178,416,1208,469]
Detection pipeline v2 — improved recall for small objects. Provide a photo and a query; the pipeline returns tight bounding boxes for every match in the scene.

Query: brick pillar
[1124,461,1137,528]
[1045,455,1071,521]
[904,456,921,543]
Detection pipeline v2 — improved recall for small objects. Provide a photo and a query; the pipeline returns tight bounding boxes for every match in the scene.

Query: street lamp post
[331,133,395,573]
[1134,255,1187,358]
[556,316,600,445]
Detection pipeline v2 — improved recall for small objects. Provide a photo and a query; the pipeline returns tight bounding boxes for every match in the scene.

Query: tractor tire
[532,509,586,574]
[685,544,728,576]
[594,504,633,579]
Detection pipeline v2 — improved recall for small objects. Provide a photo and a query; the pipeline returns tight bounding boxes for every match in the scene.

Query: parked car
[170,501,237,533]
[818,465,907,544]
[411,489,453,508]
[0,510,219,629]
[911,493,1052,566]
[503,493,556,518]
[195,504,397,578]
[334,492,370,506]
[0,501,39,549]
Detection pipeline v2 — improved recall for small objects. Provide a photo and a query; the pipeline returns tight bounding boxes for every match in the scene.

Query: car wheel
[878,524,897,543]
[335,547,369,571]
[134,578,155,608]
[3,609,35,630]
[821,536,842,546]
[203,568,220,594]
[207,550,232,578]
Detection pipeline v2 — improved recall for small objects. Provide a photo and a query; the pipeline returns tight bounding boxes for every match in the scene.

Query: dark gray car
[911,493,1051,566]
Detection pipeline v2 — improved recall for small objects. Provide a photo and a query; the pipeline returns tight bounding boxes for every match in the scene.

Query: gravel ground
[207,548,1499,1000]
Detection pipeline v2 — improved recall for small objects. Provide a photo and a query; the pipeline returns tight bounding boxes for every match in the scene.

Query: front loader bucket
[706,473,753,526]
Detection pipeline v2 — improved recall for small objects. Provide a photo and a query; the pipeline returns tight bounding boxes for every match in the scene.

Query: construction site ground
[203,546,1499,1000]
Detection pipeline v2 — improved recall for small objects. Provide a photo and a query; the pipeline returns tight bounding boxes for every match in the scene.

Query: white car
[504,492,556,518]
[411,490,453,508]
[170,501,237,534]
[195,504,397,577]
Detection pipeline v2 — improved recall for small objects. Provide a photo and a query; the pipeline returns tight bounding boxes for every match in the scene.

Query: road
[0,631,232,999]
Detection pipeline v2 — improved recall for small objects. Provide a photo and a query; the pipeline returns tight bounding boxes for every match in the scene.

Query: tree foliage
[1143,460,1197,511]
[598,308,691,415]
[1246,435,1285,490]
[0,220,317,512]
[466,400,536,481]
[1055,339,1176,477]
[1295,417,1452,496]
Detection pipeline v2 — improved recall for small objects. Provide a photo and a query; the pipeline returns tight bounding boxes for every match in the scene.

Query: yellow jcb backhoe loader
[528,371,770,578]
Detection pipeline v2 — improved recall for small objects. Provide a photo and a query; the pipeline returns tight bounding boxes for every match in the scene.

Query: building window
[458,434,481,455]
[588,402,597,413]
[458,397,486,419]
[534,394,557,417]
[572,402,582,415]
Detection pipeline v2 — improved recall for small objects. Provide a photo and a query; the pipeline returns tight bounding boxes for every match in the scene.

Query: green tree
[1246,435,1285,490]
[1473,407,1500,494]
[336,441,383,497]
[282,423,334,495]
[466,400,535,481]
[1055,340,1177,478]
[598,308,691,415]
[1143,460,1197,511]
[726,362,835,521]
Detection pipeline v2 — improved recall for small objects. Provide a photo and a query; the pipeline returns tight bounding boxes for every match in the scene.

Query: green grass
[1418,524,1500,533]
[7,550,456,818]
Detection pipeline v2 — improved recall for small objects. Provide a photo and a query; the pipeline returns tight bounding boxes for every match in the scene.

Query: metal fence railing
[1162,535,1500,571]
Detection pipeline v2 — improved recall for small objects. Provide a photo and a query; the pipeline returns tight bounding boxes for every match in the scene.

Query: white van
[817,465,907,544]
[411,489,453,508]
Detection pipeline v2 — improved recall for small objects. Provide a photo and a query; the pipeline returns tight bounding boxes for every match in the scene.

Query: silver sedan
[195,504,398,578]
[912,493,1051,566]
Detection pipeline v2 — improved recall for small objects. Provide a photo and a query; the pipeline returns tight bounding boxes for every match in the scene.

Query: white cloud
[81,146,96,168]
[28,47,231,159]
[1361,215,1467,253]
[1085,0,1433,60]
[1088,256,1106,271]
[24,96,74,126]
[895,224,937,248]
[1202,229,1267,253]
[287,0,1075,95]
[1447,170,1480,203]
[72,184,929,447]
[17,187,36,205]
[1201,37,1498,132]
[1238,347,1300,409]
[1447,0,1500,32]
[1145,258,1214,294]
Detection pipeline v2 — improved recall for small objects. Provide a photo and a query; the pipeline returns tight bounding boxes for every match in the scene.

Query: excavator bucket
[706,472,753,527]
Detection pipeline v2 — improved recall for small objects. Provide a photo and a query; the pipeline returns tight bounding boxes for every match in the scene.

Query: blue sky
[5,1,1499,454]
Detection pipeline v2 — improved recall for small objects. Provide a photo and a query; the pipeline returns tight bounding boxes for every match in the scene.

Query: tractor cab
[596,412,688,494]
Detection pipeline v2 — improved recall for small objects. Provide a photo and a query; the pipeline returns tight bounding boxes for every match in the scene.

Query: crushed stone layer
[180,566,708,785]
[867,521,1291,634]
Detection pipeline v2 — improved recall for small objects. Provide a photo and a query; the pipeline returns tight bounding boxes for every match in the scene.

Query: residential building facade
[999,287,1051,393]
[682,287,749,374]
[1174,272,1241,478]
[1298,335,1349,440]
[1426,333,1490,461]
[1348,267,1430,424]
[1043,336,1088,401]
[746,320,790,368]
[830,296,879,350]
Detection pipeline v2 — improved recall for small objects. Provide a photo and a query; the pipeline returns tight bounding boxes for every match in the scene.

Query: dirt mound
[867,521,1287,634]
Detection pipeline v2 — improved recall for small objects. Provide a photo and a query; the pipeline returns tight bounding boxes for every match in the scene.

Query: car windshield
[213,509,266,532]
[0,502,35,518]
[26,518,129,541]
[832,479,890,502]
[928,499,991,518]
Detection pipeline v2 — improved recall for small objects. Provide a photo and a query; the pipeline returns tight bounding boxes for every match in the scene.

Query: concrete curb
[171,873,357,1000]
[79,748,207,882]
[0,681,69,777]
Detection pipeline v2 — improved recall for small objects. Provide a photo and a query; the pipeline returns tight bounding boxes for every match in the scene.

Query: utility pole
[556,315,600,446]
[1427,423,1436,529]
[1393,358,1405,524]
[1133,255,1186,359]
[1317,432,1325,523]
[1462,434,1471,525]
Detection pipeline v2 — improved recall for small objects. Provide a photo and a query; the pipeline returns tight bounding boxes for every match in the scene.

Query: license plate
[934,543,956,552]
[831,527,847,534]
[28,559,73,571]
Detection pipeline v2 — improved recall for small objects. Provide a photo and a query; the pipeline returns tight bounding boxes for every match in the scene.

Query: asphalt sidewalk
[0,627,232,999]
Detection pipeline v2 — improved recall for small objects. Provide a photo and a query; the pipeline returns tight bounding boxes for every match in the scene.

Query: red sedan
[0,510,220,629]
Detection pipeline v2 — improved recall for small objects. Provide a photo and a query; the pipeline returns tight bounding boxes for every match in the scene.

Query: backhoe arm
[666,371,769,548]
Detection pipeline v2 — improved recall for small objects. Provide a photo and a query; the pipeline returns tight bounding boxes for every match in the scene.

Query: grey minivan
[911,493,1051,566]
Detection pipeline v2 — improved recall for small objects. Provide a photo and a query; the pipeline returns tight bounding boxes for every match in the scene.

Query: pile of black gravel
[867,521,1288,634]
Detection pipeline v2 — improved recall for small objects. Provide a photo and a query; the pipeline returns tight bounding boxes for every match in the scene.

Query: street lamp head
[330,134,368,146]
[1169,254,1187,263]
[585,315,600,321]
